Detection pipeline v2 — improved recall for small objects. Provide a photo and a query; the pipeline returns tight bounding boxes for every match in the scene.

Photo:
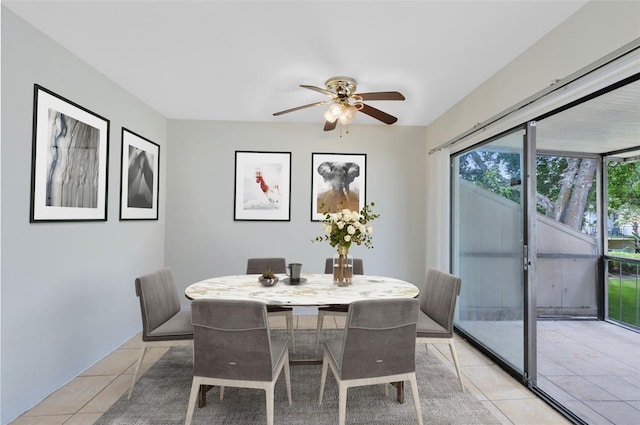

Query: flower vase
[333,246,353,286]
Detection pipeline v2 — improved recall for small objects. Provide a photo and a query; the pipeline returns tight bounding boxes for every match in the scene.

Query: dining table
[184,273,420,304]
[184,273,420,405]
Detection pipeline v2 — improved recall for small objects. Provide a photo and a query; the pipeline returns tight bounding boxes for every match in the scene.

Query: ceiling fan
[272,76,405,131]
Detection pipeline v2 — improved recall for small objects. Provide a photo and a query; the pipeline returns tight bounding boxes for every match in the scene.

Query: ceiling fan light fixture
[324,103,343,123]
[338,104,358,125]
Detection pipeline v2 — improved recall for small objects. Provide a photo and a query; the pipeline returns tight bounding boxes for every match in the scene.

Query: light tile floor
[11,315,571,425]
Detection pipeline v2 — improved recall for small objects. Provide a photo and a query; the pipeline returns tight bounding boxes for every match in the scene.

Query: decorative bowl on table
[258,269,279,287]
[258,276,279,287]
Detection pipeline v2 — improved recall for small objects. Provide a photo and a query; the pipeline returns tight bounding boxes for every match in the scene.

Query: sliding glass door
[451,127,534,373]
[450,76,639,423]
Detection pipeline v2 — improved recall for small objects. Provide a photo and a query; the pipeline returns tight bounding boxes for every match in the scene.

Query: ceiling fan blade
[359,103,398,125]
[324,120,337,131]
[273,101,328,116]
[300,84,335,97]
[355,91,405,101]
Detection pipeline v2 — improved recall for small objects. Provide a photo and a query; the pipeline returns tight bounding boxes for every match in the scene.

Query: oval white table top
[184,273,420,306]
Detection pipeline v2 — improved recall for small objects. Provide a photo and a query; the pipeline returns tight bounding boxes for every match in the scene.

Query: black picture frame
[234,151,291,221]
[311,152,367,221]
[30,84,110,222]
[119,128,160,220]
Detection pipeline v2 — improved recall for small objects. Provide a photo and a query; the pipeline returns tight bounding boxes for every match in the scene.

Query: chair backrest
[135,268,181,339]
[419,268,461,333]
[339,298,419,380]
[246,258,286,274]
[191,299,274,381]
[324,258,364,275]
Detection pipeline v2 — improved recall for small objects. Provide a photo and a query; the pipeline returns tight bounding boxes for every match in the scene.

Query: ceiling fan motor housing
[325,76,358,102]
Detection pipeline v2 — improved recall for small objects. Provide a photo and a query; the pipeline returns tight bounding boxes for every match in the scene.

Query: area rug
[97,330,499,424]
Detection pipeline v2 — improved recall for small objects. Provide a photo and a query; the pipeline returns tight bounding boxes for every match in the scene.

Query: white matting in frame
[119,128,160,220]
[234,151,291,221]
[30,84,110,222]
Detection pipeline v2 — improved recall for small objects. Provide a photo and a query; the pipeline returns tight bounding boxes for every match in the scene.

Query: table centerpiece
[314,202,379,286]
[258,269,279,286]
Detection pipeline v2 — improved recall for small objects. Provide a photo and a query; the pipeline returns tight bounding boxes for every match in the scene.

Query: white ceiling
[536,79,640,156]
[3,0,590,128]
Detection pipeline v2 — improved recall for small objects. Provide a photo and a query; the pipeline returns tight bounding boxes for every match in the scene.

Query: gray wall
[164,120,427,299]
[1,9,168,423]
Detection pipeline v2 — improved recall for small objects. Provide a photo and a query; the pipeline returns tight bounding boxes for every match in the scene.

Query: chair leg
[185,378,201,425]
[448,340,464,391]
[128,346,148,399]
[266,387,274,425]
[408,374,424,425]
[338,383,348,425]
[284,352,292,405]
[220,386,224,400]
[424,343,429,355]
[314,310,326,352]
[286,311,296,354]
[318,352,329,406]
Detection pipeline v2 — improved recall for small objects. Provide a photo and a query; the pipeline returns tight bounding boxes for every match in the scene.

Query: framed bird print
[233,151,291,221]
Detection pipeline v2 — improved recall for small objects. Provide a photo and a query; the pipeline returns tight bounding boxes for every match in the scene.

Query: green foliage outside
[458,150,521,203]
[607,161,640,213]
[608,161,640,243]
[608,277,640,327]
[608,251,640,261]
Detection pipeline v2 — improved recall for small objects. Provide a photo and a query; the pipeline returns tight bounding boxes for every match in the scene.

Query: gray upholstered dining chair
[184,299,292,425]
[314,258,364,351]
[416,268,464,391]
[318,298,423,425]
[128,267,194,399]
[246,257,295,353]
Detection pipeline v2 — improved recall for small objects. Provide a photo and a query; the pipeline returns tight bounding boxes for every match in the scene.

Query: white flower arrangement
[314,202,379,249]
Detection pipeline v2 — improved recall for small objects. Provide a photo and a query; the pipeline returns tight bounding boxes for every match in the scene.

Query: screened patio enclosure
[449,57,639,424]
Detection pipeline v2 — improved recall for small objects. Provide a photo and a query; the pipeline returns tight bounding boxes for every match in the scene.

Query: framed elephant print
[119,128,160,220]
[311,153,366,221]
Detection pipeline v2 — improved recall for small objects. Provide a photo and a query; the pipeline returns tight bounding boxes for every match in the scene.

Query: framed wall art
[119,128,160,220]
[30,84,110,222]
[234,151,291,221]
[311,152,366,221]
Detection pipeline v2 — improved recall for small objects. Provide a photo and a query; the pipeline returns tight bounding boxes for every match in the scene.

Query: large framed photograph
[311,153,366,221]
[30,84,110,222]
[234,151,291,221]
[119,128,160,220]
